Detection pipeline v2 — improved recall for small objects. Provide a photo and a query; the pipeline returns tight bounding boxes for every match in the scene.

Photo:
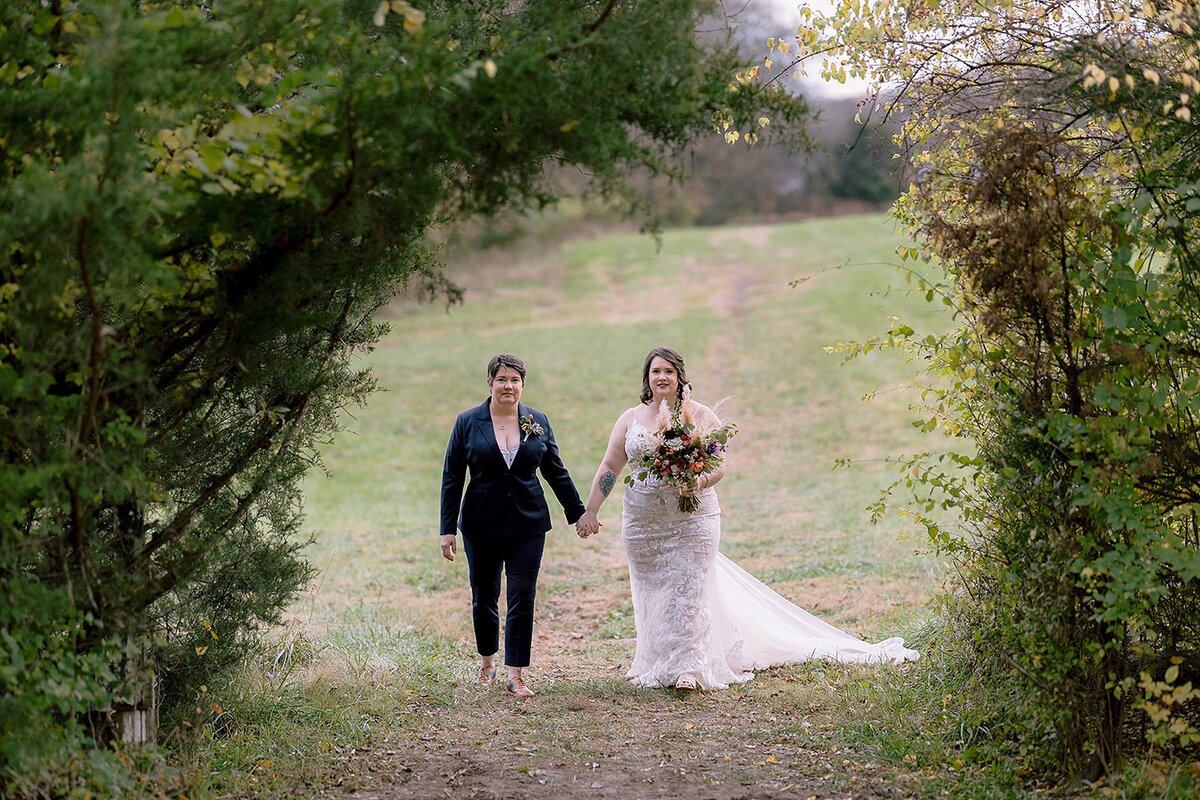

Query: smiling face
[640,346,688,405]
[646,356,679,403]
[488,366,524,409]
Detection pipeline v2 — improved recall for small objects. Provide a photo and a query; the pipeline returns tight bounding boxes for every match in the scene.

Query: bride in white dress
[575,347,918,690]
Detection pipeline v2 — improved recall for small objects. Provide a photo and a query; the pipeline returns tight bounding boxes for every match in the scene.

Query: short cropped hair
[487,353,527,382]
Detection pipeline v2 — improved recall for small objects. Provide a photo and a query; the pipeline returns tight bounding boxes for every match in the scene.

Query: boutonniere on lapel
[520,414,545,442]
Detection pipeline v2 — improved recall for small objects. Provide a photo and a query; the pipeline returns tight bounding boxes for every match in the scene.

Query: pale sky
[755,0,872,98]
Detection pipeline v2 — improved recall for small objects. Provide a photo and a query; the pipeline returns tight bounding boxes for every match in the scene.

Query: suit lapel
[512,403,530,466]
[477,399,505,468]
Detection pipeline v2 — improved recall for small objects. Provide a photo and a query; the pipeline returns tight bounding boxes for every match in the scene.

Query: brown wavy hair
[640,346,689,404]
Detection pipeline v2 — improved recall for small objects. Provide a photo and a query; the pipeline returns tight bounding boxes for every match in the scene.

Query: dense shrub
[804,0,1200,781]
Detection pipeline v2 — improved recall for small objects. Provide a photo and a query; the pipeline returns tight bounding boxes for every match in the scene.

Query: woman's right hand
[440,534,457,561]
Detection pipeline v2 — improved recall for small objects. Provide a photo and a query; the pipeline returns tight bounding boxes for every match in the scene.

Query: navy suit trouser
[462,533,545,668]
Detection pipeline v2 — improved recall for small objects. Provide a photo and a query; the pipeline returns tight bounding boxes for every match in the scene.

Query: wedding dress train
[621,420,919,690]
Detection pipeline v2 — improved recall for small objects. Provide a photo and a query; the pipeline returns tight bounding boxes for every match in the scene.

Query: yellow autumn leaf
[483,59,497,78]
[1082,63,1106,89]
[403,6,425,33]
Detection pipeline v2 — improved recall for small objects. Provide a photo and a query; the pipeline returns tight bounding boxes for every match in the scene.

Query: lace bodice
[499,444,518,468]
[624,419,661,483]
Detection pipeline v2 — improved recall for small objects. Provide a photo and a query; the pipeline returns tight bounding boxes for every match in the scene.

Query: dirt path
[341,695,901,800]
[321,535,911,800]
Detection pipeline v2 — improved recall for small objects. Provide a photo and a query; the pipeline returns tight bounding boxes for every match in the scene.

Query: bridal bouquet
[626,388,737,513]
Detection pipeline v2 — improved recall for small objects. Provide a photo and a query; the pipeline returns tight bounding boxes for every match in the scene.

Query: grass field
[176,213,1075,799]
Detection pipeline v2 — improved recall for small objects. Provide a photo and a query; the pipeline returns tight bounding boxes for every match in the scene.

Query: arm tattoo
[599,470,616,497]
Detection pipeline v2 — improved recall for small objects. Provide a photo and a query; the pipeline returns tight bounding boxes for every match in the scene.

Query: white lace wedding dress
[622,420,919,690]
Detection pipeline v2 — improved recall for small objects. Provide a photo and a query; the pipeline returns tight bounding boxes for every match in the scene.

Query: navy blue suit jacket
[440,399,585,540]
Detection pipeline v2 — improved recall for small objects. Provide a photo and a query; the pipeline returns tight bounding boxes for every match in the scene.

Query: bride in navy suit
[440,353,586,698]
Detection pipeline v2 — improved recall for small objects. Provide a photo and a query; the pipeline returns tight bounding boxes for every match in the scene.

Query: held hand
[576,511,602,539]
[440,534,457,561]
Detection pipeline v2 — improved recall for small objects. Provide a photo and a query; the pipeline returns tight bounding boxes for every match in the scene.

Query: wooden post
[113,632,158,746]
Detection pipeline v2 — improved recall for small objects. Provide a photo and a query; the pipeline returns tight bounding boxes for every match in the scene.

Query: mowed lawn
[202,214,983,800]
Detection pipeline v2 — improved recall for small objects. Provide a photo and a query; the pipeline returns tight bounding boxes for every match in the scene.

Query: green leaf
[164,8,189,28]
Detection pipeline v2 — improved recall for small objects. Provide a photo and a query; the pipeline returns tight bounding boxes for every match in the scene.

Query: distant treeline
[642,96,901,226]
[451,95,899,254]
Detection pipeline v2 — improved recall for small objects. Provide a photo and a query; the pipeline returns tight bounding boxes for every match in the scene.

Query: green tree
[0,0,805,791]
[777,0,1200,783]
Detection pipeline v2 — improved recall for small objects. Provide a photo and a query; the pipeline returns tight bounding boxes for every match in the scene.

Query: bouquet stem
[677,491,700,513]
